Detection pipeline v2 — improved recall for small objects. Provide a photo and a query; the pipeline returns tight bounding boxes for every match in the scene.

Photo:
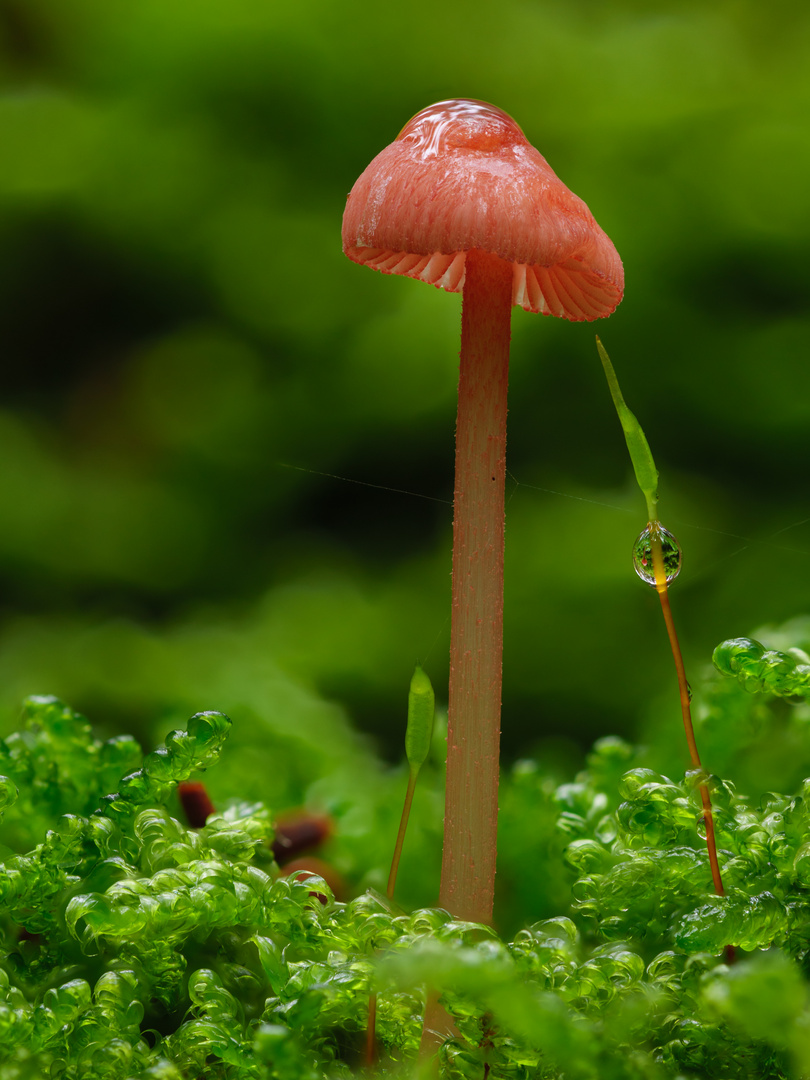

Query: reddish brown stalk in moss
[367,665,436,1066]
[343,99,623,927]
[597,338,731,961]
[649,528,725,893]
[648,528,733,962]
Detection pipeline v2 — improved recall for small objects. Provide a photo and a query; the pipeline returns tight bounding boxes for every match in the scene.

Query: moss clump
[3,626,810,1077]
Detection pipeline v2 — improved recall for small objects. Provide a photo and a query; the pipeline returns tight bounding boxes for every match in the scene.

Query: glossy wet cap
[342,99,624,321]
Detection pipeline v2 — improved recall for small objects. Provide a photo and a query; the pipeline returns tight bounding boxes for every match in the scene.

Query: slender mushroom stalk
[444,249,512,921]
[343,100,624,928]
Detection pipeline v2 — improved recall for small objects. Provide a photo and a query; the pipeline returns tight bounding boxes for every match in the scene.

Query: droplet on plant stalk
[632,524,682,586]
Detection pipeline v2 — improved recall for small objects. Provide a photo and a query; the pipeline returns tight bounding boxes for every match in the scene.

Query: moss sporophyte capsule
[404,664,435,771]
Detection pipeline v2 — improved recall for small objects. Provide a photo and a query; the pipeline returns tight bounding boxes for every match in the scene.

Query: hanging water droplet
[632,524,682,586]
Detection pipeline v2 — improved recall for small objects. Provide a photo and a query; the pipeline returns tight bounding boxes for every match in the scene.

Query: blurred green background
[1,0,809,799]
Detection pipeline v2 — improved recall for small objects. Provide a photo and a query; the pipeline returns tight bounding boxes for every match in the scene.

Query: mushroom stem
[440,248,513,925]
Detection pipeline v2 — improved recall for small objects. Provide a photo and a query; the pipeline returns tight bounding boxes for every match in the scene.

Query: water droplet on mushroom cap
[632,525,682,586]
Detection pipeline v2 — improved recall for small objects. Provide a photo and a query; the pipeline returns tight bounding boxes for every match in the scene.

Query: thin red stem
[369,768,420,1064]
[387,768,417,899]
[650,528,728,907]
[439,249,512,926]
[366,994,377,1067]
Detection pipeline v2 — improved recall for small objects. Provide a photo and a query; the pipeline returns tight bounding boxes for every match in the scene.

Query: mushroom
[342,99,623,925]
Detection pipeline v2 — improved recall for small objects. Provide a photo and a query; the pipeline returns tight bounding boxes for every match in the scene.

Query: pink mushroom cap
[342,99,624,321]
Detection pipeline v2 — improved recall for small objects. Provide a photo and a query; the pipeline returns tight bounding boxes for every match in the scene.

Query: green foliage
[713,637,810,699]
[596,337,659,523]
[0,0,810,760]
[4,622,810,1077]
[1,8,808,1077]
